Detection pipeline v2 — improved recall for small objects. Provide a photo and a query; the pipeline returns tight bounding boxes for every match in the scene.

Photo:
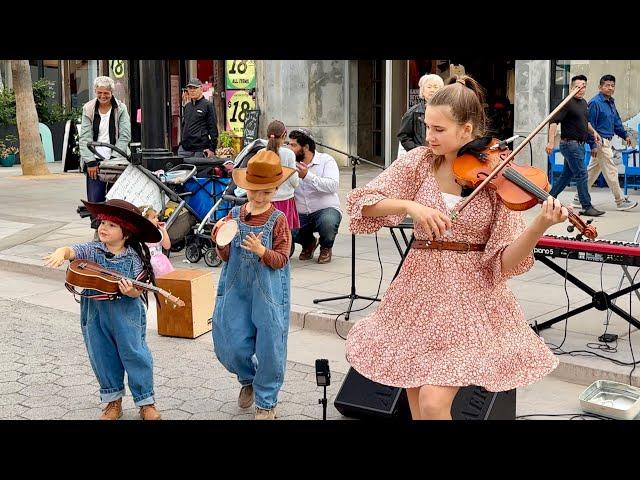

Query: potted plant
[0,134,19,167]
[216,130,236,158]
[231,135,244,154]
[0,79,81,164]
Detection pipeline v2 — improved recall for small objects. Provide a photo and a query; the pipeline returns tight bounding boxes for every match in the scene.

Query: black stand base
[313,292,380,321]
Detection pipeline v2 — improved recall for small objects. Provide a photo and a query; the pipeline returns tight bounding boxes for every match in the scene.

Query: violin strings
[502,168,587,228]
[502,167,551,202]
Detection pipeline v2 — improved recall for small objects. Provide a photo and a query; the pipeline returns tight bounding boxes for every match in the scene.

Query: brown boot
[255,407,277,420]
[317,247,332,264]
[139,404,162,420]
[298,238,318,261]
[238,384,254,409]
[99,398,123,420]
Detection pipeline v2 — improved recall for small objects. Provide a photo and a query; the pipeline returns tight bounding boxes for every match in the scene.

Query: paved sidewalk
[0,282,590,420]
[2,161,640,403]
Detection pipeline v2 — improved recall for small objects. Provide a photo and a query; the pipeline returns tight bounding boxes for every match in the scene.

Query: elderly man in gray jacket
[79,76,131,206]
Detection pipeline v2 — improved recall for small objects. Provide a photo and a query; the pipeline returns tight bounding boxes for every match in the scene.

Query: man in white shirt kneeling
[288,128,342,264]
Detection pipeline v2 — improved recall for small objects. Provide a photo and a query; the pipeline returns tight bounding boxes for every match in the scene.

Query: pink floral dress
[345,147,558,392]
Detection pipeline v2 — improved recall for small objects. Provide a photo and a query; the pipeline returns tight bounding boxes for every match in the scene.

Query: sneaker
[99,398,123,420]
[317,247,332,264]
[238,384,254,409]
[298,238,318,261]
[616,199,638,211]
[255,407,276,420]
[139,404,162,420]
[579,207,605,217]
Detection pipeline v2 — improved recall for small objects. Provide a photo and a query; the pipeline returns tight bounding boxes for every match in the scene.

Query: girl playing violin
[44,199,162,420]
[345,75,566,420]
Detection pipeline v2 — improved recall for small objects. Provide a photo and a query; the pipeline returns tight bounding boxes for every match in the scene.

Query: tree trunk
[11,60,49,175]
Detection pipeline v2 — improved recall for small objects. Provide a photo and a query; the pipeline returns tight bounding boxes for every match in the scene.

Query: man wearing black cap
[179,78,218,158]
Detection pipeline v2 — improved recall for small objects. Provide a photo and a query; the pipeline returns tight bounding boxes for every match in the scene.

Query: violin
[452,137,597,240]
[449,85,597,241]
[65,259,185,308]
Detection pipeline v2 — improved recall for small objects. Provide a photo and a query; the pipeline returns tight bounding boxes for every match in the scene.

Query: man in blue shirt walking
[584,74,637,211]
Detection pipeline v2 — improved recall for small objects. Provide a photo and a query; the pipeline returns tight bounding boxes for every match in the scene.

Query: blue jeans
[292,207,342,249]
[212,207,290,410]
[549,141,592,209]
[80,249,155,407]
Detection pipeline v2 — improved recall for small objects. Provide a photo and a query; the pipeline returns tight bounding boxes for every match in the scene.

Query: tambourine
[215,219,238,246]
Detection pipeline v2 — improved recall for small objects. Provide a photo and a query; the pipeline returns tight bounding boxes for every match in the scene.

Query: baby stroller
[183,139,266,266]
[78,141,207,257]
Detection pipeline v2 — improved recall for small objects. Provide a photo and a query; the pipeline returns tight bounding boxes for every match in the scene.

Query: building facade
[252,60,640,169]
[2,59,638,169]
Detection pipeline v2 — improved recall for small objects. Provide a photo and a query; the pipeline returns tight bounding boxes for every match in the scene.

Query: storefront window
[44,60,61,104]
[407,59,436,108]
[66,60,99,109]
[69,60,89,108]
[108,60,131,110]
[550,60,571,111]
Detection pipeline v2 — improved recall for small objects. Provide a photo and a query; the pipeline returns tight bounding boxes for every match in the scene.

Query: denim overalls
[80,247,155,407]
[212,207,291,410]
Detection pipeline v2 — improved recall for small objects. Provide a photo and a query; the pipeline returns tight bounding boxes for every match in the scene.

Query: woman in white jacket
[266,120,300,229]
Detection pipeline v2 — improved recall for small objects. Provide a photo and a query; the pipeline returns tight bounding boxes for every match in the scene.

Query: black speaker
[334,368,411,419]
[334,368,516,420]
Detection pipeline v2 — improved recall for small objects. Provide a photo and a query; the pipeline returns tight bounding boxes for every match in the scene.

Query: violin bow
[451,85,582,220]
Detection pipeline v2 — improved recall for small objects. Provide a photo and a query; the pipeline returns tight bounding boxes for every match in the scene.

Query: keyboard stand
[605,266,640,326]
[532,255,640,332]
[387,218,415,281]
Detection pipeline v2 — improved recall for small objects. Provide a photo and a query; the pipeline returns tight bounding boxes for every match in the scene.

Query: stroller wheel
[204,247,222,267]
[185,243,202,263]
[170,239,185,252]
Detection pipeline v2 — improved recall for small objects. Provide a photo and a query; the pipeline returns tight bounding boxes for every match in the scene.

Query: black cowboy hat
[81,199,161,244]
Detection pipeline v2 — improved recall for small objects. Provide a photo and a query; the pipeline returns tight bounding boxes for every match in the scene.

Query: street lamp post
[139,60,181,170]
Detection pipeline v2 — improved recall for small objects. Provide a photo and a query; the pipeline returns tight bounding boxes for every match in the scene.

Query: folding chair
[621,148,640,196]
[548,143,606,188]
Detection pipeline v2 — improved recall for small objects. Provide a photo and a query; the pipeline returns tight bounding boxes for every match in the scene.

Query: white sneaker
[616,199,638,211]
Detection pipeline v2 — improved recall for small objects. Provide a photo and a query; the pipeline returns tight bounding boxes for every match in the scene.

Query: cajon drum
[155,268,215,338]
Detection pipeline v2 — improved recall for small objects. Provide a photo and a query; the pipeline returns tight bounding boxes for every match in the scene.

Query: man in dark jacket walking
[179,78,218,158]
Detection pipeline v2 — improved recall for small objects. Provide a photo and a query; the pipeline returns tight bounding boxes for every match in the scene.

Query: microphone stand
[312,141,385,320]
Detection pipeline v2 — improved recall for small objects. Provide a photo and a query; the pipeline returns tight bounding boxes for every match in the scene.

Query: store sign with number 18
[225,90,255,136]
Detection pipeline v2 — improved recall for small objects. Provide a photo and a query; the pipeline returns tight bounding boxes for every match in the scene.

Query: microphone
[105,252,115,259]
[489,135,523,151]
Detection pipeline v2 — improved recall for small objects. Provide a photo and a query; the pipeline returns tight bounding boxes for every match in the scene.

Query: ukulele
[65,259,185,308]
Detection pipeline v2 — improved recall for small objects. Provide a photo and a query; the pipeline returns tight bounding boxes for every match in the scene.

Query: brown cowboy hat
[81,199,162,244]
[232,149,295,190]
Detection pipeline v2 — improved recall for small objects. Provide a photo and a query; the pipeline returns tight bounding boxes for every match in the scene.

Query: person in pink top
[265,120,300,231]
[139,205,174,277]
[345,75,567,420]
